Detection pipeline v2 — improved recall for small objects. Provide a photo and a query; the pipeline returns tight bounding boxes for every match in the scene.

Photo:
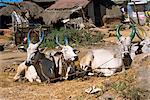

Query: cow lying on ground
[45,36,79,80]
[14,31,79,83]
[14,30,56,83]
[80,24,150,77]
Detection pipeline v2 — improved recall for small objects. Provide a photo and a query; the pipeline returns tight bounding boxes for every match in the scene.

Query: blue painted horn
[64,35,68,45]
[27,29,44,46]
[27,29,32,45]
[38,31,44,45]
[55,35,63,47]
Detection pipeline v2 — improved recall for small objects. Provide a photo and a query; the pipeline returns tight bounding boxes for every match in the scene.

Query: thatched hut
[30,0,56,9]
[37,0,91,26]
[0,1,44,28]
[0,1,44,17]
[37,0,115,27]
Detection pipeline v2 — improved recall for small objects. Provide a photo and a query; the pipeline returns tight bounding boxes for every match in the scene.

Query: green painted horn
[130,24,136,41]
[116,24,123,40]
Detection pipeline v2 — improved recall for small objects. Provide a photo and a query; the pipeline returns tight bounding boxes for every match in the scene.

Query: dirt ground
[0,27,150,100]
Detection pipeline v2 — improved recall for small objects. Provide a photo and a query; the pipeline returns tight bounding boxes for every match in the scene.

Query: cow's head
[25,29,44,66]
[116,24,136,66]
[55,36,79,61]
[45,36,79,77]
[139,38,150,53]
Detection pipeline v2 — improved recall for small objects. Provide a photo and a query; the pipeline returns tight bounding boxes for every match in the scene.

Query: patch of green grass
[111,81,127,91]
[111,80,149,100]
[121,87,149,100]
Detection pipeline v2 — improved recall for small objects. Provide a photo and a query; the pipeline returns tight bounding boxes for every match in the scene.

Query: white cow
[80,24,150,77]
[45,36,79,80]
[80,49,122,76]
[79,24,130,76]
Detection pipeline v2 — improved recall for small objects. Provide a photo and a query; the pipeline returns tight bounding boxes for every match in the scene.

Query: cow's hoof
[13,76,20,82]
[0,45,4,51]
[13,79,18,82]
[45,79,51,84]
[88,72,94,76]
[63,77,68,80]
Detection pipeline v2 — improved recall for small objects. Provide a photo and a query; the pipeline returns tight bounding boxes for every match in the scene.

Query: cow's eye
[31,56,34,60]
[30,52,36,60]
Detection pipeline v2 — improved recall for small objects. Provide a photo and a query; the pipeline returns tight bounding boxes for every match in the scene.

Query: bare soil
[0,28,150,100]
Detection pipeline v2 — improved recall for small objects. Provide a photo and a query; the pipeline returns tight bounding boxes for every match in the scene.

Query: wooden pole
[133,1,141,25]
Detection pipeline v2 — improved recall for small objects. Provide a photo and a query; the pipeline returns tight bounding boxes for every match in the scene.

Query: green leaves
[41,27,104,48]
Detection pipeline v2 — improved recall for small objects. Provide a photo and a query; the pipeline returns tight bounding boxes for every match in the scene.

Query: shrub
[41,27,104,48]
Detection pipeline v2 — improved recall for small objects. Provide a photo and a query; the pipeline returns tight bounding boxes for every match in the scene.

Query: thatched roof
[0,1,44,17]
[38,0,90,25]
[47,0,90,10]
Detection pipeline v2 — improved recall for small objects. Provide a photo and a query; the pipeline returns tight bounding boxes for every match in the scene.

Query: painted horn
[55,35,63,47]
[37,31,44,46]
[116,24,123,40]
[64,35,68,45]
[136,27,147,40]
[130,24,136,41]
[27,29,32,45]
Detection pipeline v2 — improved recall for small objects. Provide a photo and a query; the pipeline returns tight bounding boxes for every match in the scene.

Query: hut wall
[88,1,107,27]
[93,0,102,26]
[87,1,95,23]
[0,16,2,28]
[105,5,121,18]
[0,16,5,28]
[99,4,106,26]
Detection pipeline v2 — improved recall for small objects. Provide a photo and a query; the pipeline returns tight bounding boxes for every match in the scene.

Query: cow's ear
[54,52,63,56]
[73,49,80,54]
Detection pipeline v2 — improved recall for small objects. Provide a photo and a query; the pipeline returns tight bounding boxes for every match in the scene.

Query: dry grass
[0,49,149,100]
[0,28,150,100]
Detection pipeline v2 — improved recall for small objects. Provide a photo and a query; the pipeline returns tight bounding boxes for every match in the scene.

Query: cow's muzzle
[25,61,32,66]
[122,53,132,66]
[74,56,78,61]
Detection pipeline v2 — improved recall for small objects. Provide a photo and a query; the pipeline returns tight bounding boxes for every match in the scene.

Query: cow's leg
[13,62,27,81]
[39,63,51,83]
[63,66,71,80]
[25,65,41,83]
[35,76,41,83]
[27,77,33,83]
[122,66,125,72]
[103,69,116,76]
